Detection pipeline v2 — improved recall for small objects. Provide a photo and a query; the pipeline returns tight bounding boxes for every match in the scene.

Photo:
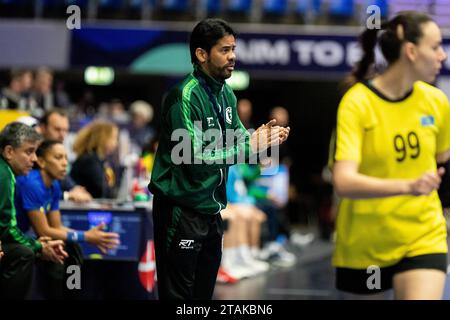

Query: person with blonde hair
[70,120,119,198]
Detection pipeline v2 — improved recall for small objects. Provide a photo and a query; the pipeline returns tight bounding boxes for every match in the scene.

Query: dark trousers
[0,243,35,299]
[34,242,84,300]
[153,196,223,300]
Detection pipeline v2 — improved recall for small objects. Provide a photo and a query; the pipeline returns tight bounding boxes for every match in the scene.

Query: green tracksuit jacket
[149,65,254,214]
[0,156,42,253]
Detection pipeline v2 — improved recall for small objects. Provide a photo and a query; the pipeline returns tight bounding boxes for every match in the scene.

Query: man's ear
[2,145,14,161]
[404,42,417,62]
[195,48,208,64]
[35,125,44,135]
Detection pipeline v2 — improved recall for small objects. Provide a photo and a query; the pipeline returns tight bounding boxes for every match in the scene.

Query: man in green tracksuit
[0,122,67,299]
[149,18,290,300]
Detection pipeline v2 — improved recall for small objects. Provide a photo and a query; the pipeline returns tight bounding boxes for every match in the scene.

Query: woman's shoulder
[75,152,100,163]
[72,153,102,171]
[16,170,40,187]
[339,82,372,110]
[342,82,373,100]
[414,81,447,100]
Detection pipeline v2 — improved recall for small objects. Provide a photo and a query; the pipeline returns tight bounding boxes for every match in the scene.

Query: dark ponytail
[341,11,433,93]
[341,28,380,93]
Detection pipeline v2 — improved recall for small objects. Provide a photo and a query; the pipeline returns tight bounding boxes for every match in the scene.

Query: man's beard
[207,60,232,80]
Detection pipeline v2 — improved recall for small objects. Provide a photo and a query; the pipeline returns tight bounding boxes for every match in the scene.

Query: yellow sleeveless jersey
[333,81,450,269]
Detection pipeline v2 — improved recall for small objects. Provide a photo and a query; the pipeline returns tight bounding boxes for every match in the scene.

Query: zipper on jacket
[212,111,224,214]
[212,88,226,214]
[212,168,223,214]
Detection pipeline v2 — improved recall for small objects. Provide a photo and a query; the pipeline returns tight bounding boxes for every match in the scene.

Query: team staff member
[0,122,67,299]
[332,11,450,299]
[70,120,119,199]
[15,140,120,298]
[38,109,92,203]
[149,18,290,300]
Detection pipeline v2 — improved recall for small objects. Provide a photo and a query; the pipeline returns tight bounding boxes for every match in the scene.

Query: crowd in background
[0,0,390,25]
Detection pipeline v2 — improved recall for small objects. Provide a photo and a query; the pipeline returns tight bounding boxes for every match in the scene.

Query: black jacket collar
[193,64,224,96]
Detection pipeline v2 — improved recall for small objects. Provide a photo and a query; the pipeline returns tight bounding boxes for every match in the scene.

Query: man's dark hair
[36,139,62,158]
[0,122,42,153]
[40,108,69,126]
[189,18,237,64]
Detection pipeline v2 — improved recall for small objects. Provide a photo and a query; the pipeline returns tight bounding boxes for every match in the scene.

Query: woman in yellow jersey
[333,11,450,299]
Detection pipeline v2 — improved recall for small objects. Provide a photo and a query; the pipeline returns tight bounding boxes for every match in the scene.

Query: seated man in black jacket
[38,109,92,203]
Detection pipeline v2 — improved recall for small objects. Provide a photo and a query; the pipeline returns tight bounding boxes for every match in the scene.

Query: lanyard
[197,75,227,145]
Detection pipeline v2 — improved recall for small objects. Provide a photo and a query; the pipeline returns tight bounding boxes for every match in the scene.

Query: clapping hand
[251,119,290,153]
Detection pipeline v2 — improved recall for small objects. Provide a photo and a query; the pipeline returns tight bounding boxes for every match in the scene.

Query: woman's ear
[195,48,207,63]
[404,42,417,62]
[36,156,46,169]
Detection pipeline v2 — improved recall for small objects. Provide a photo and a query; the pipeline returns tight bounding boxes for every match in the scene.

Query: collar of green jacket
[0,155,14,177]
[193,64,225,96]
